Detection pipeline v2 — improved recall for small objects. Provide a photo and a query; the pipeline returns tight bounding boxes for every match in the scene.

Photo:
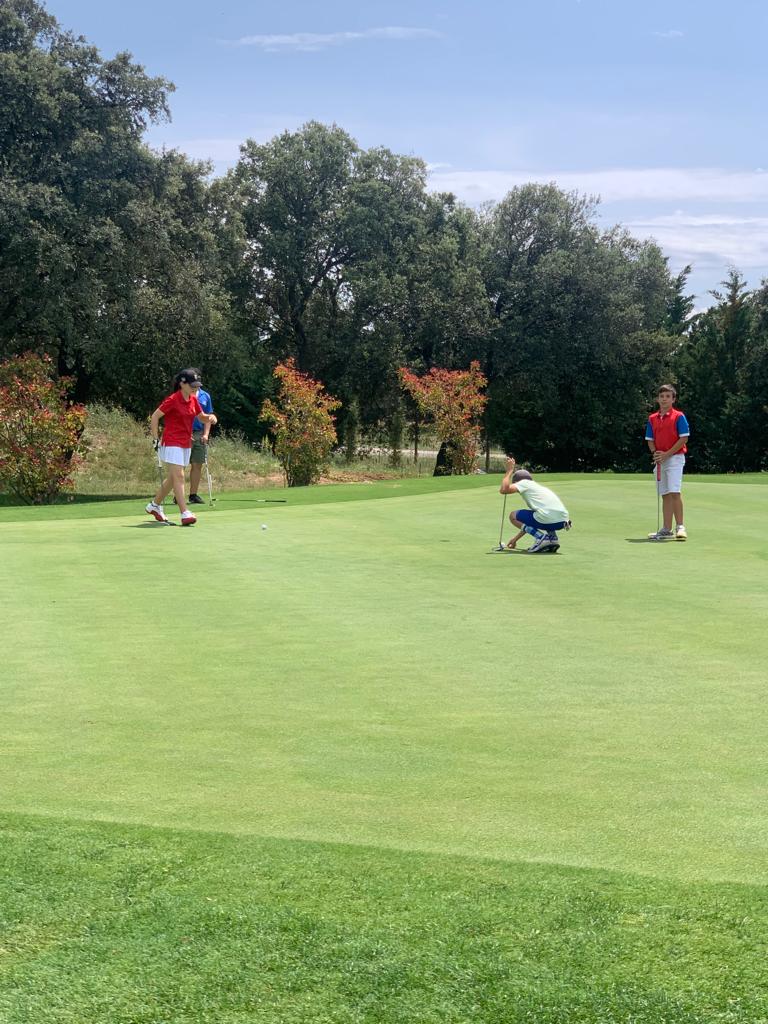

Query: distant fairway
[2,474,767,1023]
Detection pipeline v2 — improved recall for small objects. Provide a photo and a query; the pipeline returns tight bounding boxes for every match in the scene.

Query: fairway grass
[3,475,768,1021]
[2,813,767,1024]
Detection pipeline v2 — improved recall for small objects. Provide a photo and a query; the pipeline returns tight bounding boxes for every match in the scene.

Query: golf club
[656,460,661,535]
[154,442,164,491]
[203,446,216,508]
[490,491,508,552]
[648,460,663,541]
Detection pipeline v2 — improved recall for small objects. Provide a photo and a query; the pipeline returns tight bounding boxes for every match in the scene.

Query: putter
[154,445,164,491]
[490,492,508,552]
[656,461,661,534]
[203,447,216,508]
[649,461,664,541]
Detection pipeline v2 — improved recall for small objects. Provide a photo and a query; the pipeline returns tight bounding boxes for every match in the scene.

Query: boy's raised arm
[500,455,519,495]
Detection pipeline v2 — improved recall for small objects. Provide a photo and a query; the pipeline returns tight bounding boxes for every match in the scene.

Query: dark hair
[512,469,533,482]
[658,384,677,398]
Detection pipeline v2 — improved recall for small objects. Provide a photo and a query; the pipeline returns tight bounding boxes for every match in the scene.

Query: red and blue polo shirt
[645,408,690,453]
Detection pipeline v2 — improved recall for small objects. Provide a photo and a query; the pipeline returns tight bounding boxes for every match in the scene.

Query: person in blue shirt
[186,369,214,504]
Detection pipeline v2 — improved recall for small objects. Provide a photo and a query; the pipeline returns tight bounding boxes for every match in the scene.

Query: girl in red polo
[146,369,217,526]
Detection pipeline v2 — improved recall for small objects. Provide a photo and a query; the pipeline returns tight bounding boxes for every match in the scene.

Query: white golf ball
[261,524,268,530]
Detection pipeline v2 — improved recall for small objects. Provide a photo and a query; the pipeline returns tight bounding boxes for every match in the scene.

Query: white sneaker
[146,501,168,523]
[648,528,674,540]
[528,534,550,553]
[181,510,197,527]
[675,525,688,541]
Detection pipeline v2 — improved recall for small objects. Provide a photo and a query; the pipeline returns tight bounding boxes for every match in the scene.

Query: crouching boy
[500,457,571,553]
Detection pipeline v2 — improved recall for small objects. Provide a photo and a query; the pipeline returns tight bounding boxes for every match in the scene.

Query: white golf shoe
[146,501,168,523]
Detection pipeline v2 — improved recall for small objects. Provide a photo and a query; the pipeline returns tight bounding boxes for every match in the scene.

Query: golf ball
[261,524,267,530]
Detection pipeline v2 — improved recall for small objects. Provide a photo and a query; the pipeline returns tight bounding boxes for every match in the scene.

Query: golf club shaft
[498,492,508,548]
[656,461,661,533]
[204,449,215,507]
[155,449,164,492]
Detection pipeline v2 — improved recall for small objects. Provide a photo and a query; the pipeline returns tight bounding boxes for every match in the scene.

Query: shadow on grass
[123,522,178,529]
[625,537,675,543]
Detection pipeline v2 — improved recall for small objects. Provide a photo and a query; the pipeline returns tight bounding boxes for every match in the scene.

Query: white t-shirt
[515,478,569,523]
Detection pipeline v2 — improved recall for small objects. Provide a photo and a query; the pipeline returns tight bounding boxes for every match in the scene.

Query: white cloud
[229,27,441,51]
[426,168,768,288]
[625,213,768,270]
[426,167,768,205]
[654,29,684,39]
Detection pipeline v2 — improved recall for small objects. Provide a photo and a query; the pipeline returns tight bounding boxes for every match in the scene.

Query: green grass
[2,815,766,1024]
[2,475,767,1022]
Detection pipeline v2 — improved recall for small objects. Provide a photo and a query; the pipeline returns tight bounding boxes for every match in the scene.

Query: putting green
[2,474,767,884]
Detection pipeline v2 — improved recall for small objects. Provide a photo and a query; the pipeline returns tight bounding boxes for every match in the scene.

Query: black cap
[177,369,203,387]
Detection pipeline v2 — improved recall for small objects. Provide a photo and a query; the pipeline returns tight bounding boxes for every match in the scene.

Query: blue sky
[47,0,768,305]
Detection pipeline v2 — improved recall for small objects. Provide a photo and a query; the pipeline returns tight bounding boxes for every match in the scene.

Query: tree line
[2,0,767,472]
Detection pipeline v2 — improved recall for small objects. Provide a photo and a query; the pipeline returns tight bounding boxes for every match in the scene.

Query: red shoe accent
[181,512,197,526]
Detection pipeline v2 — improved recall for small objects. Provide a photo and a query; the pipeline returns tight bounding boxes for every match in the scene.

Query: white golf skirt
[655,453,685,495]
[160,445,191,467]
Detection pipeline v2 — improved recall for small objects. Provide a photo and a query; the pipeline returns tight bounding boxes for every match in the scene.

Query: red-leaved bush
[260,359,340,487]
[399,361,488,474]
[0,353,88,504]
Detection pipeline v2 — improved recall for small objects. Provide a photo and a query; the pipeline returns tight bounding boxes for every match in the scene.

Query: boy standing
[187,371,214,504]
[500,457,571,553]
[645,384,690,541]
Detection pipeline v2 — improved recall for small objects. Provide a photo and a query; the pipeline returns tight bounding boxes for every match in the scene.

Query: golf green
[3,474,767,884]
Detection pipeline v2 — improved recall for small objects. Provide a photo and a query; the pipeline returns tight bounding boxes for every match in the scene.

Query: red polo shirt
[646,408,689,454]
[159,391,202,448]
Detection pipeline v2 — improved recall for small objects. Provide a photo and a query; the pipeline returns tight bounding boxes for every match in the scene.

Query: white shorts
[655,453,685,495]
[160,445,191,467]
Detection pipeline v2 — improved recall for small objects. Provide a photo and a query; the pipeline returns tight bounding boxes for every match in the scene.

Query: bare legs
[154,464,189,515]
[661,492,684,531]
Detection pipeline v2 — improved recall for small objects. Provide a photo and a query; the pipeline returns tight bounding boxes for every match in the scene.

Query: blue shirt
[193,388,213,433]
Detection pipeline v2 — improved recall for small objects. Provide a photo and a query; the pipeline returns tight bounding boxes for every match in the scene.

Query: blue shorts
[515,509,568,532]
